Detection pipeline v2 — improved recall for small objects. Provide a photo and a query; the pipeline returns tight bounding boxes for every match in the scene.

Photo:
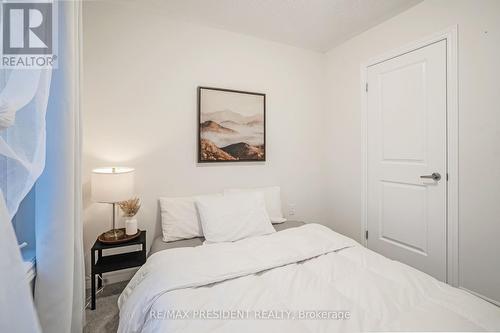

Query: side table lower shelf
[90,231,146,310]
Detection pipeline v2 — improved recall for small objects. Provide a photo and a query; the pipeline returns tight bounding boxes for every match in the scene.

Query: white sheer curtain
[1,1,83,332]
[0,59,52,219]
[34,1,84,333]
[0,1,53,332]
[0,191,41,333]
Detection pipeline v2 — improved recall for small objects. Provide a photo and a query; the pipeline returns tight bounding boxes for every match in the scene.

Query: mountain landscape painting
[198,87,265,162]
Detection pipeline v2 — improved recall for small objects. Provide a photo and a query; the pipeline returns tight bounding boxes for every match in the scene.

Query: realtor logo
[1,1,57,68]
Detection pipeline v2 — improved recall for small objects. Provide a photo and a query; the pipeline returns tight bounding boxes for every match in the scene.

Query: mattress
[149,220,305,256]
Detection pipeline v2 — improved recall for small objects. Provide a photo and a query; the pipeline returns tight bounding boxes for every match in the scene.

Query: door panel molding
[360,26,458,286]
[379,180,428,256]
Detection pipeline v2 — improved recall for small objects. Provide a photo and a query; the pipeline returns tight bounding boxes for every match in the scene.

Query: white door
[366,40,447,281]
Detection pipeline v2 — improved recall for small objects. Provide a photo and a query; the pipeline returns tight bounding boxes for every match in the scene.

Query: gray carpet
[84,281,128,333]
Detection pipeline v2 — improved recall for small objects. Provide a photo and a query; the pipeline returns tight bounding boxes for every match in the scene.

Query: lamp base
[102,228,125,241]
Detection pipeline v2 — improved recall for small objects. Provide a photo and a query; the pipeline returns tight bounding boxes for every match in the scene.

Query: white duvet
[118,224,500,333]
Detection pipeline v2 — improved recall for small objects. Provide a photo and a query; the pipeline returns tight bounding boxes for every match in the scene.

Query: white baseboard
[85,267,138,289]
[460,287,500,307]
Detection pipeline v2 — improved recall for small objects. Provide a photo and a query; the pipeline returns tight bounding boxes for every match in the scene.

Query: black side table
[90,230,146,310]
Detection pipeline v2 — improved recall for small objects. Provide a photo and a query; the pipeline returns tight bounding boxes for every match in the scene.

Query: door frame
[360,26,459,286]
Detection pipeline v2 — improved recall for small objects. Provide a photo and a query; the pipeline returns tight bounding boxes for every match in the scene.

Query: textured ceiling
[141,0,423,52]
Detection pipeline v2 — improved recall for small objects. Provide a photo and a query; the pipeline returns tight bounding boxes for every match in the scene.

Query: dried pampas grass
[119,197,141,217]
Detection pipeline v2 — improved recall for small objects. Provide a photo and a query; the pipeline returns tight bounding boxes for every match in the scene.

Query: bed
[118,221,500,333]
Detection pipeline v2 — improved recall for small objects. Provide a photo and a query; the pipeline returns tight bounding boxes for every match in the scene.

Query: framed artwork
[198,87,266,162]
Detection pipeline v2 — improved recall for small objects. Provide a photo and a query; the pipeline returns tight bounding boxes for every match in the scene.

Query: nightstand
[90,230,146,310]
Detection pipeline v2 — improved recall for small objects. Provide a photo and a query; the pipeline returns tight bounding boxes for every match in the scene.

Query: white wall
[82,2,328,281]
[83,0,500,304]
[325,0,500,303]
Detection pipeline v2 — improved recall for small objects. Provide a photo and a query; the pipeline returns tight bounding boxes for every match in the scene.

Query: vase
[125,218,138,235]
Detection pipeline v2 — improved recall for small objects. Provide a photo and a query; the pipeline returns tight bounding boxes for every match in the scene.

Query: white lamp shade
[91,167,135,203]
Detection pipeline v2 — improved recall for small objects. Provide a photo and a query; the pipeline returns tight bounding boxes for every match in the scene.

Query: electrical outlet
[288,203,296,217]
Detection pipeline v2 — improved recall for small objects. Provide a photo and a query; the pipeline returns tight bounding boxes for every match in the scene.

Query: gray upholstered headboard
[149,220,305,257]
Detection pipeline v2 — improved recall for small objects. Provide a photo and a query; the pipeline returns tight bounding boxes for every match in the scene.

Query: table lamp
[91,167,135,241]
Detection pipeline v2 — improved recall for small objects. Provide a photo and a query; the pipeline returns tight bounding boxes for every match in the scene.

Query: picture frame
[198,87,266,163]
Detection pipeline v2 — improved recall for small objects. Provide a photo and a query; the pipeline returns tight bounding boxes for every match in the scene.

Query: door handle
[420,172,441,181]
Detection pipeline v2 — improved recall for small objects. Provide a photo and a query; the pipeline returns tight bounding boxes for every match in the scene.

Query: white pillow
[224,186,286,223]
[195,192,275,243]
[159,194,220,242]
